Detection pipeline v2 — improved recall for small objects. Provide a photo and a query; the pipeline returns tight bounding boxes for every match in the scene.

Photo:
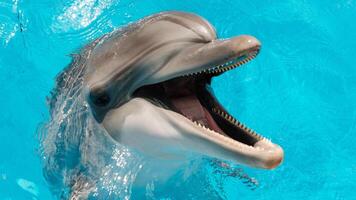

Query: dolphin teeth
[192,50,259,76]
[196,108,260,149]
[212,107,264,141]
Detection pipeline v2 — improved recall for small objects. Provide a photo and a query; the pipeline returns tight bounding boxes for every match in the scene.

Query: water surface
[0,0,355,199]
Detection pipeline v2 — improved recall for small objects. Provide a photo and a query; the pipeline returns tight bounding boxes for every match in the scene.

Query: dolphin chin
[86,11,283,170]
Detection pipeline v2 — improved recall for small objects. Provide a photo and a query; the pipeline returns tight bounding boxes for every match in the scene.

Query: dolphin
[83,11,284,171]
[45,11,285,198]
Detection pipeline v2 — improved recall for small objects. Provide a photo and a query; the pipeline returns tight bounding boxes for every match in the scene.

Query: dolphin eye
[95,94,110,107]
[90,90,111,107]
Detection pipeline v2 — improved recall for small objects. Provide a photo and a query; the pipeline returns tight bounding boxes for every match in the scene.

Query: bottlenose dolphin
[43,11,284,198]
[85,11,283,169]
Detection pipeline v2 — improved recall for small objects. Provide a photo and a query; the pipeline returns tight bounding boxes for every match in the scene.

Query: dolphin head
[84,11,283,169]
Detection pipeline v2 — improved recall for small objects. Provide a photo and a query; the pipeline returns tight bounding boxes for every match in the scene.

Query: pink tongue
[169,94,224,134]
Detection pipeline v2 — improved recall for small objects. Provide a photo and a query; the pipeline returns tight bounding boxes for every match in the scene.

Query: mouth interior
[133,49,263,147]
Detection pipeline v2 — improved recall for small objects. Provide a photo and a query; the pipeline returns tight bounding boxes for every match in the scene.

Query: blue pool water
[1,0,356,199]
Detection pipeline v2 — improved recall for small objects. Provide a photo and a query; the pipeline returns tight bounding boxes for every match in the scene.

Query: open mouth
[133,47,267,149]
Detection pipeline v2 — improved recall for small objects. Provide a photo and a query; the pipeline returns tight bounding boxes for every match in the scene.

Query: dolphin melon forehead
[86,11,217,86]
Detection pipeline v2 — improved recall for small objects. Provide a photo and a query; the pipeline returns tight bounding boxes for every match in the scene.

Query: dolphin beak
[131,34,284,169]
[228,35,261,57]
[150,35,261,82]
[253,140,284,169]
[174,112,284,169]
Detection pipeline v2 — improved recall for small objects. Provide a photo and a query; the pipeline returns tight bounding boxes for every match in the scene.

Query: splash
[0,0,22,45]
[16,178,39,197]
[52,0,115,32]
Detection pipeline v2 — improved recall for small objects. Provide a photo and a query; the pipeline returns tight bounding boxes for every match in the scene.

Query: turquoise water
[1,0,356,199]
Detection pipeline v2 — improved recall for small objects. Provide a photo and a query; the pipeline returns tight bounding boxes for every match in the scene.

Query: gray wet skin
[84,11,283,169]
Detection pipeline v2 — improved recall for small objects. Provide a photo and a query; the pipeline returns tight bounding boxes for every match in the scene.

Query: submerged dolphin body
[43,11,283,198]
[85,11,283,169]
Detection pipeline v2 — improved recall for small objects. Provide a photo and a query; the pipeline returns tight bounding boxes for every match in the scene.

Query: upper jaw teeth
[183,50,258,77]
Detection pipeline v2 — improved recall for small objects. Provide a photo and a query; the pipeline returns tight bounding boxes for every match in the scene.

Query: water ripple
[0,0,20,46]
[51,0,114,32]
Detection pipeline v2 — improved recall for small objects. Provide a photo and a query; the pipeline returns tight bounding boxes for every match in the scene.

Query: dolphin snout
[254,140,284,169]
[226,35,261,55]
